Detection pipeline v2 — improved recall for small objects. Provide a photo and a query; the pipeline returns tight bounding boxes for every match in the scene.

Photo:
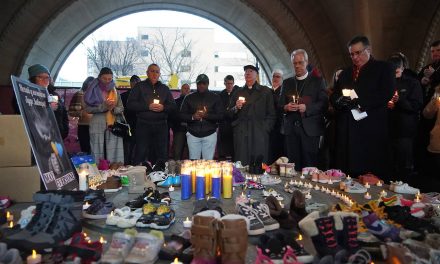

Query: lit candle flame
[85,202,89,206]
[186,217,189,221]
[83,232,87,237]
[297,234,303,240]
[32,250,37,258]
[174,257,179,264]
[6,211,10,219]
[9,221,13,228]
[99,236,105,243]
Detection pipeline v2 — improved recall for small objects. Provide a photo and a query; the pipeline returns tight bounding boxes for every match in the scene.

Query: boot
[191,210,220,264]
[265,196,296,230]
[218,214,248,264]
[289,190,307,224]
[11,191,84,251]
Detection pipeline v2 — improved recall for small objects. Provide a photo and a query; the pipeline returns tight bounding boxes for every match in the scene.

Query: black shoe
[148,190,171,205]
[274,232,314,263]
[83,189,105,203]
[125,187,155,209]
[384,205,439,234]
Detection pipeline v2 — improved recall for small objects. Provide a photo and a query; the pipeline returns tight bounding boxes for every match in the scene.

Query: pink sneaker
[325,169,345,182]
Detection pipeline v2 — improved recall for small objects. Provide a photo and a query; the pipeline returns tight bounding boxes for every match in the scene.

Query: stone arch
[20,0,318,82]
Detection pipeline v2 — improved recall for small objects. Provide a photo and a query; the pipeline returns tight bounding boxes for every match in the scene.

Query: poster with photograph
[11,76,78,190]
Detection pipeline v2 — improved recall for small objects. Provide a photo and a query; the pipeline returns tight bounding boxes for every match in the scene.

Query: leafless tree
[140,28,207,84]
[87,37,139,76]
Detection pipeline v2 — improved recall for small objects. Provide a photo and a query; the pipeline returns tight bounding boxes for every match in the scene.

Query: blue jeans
[186,132,217,160]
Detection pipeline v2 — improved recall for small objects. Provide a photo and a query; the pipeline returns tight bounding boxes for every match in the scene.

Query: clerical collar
[296,71,308,80]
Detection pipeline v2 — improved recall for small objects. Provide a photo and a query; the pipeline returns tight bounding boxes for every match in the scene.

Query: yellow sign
[115,75,147,88]
[168,73,179,89]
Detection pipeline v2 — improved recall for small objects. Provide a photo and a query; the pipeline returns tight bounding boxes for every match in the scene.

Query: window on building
[214,66,219,72]
[214,52,219,58]
[141,34,149,40]
[180,65,191,72]
[181,50,191,57]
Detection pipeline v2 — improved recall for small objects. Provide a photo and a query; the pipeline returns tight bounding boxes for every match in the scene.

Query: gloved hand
[335,96,352,111]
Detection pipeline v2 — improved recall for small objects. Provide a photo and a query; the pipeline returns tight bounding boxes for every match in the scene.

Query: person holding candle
[386,55,423,184]
[218,75,239,160]
[84,67,124,163]
[127,64,176,165]
[330,35,395,179]
[180,74,224,160]
[279,49,328,171]
[422,85,440,191]
[227,65,276,166]
[268,69,286,164]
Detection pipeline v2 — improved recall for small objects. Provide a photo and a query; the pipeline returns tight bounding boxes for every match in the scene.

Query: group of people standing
[19,34,440,192]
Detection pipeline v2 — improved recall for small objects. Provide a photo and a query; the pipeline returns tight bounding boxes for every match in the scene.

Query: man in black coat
[279,50,328,171]
[268,69,285,164]
[228,65,276,167]
[218,75,238,160]
[331,35,395,180]
[127,64,176,165]
[180,74,224,160]
[387,56,423,183]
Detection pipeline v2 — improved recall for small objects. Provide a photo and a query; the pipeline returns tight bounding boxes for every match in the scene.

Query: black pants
[77,124,90,154]
[285,122,319,171]
[218,123,234,160]
[134,122,168,165]
[268,126,284,164]
[123,131,136,165]
[172,130,187,160]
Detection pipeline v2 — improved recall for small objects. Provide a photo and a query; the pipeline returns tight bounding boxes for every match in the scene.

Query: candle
[297,234,303,241]
[195,167,206,200]
[6,211,13,222]
[314,185,320,190]
[9,221,13,228]
[364,192,371,199]
[347,175,351,180]
[328,179,333,185]
[153,99,160,104]
[292,95,296,103]
[27,250,42,264]
[376,181,383,187]
[181,167,192,200]
[305,193,312,199]
[222,168,232,199]
[211,168,221,199]
[205,167,211,195]
[169,185,175,192]
[191,167,196,194]
[78,169,88,191]
[300,173,305,179]
[365,183,370,189]
[99,236,107,244]
[172,258,183,264]
[238,96,246,102]
[342,89,351,97]
[183,217,192,228]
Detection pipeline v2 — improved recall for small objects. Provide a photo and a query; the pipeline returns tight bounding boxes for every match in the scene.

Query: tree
[140,28,207,86]
[87,37,139,76]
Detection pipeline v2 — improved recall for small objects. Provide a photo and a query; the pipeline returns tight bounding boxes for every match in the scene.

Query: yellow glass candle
[191,166,196,194]
[222,166,232,198]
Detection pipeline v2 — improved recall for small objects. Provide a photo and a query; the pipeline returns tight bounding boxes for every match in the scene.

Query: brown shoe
[290,190,307,223]
[191,211,220,264]
[218,215,248,264]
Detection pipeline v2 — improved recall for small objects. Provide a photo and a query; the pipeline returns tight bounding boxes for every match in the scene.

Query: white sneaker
[106,206,131,226]
[125,231,164,264]
[344,181,367,193]
[262,189,284,201]
[260,173,281,186]
[394,183,420,195]
[117,208,143,228]
[101,232,135,264]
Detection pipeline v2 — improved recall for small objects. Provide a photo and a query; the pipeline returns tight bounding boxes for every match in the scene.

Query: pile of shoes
[51,232,102,263]
[4,190,84,251]
[0,242,22,264]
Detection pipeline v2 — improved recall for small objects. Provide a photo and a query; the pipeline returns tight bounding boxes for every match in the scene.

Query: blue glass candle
[195,167,205,200]
[211,167,221,199]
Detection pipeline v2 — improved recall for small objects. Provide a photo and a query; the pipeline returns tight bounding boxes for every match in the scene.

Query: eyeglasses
[36,76,50,80]
[349,48,367,58]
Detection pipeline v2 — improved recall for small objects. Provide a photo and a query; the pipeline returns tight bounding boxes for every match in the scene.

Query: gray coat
[227,83,276,165]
